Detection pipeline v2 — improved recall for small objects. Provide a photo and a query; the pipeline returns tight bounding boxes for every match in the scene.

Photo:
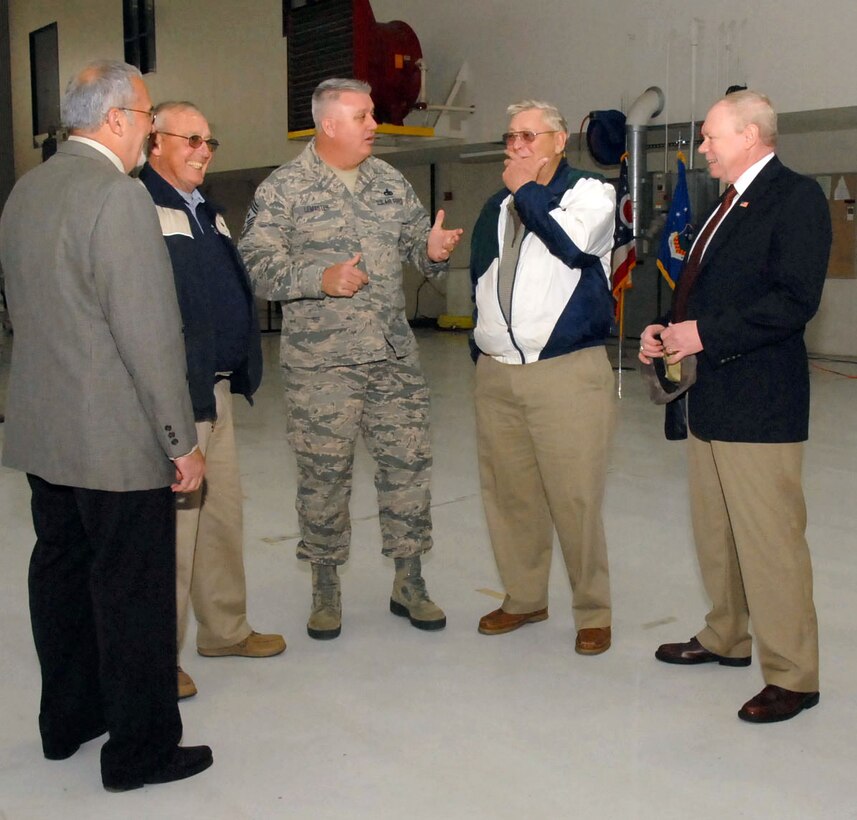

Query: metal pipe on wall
[689,18,700,169]
[626,85,665,255]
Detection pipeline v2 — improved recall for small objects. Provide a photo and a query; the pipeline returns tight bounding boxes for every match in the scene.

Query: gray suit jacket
[0,140,197,491]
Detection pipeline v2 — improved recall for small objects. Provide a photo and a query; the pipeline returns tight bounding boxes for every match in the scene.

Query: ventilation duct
[626,86,665,250]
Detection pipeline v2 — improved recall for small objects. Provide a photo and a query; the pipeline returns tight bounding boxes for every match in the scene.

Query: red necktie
[672,184,737,321]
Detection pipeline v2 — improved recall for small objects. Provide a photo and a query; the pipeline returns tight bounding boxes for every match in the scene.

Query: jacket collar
[700,155,784,267]
[303,139,379,192]
[500,158,571,207]
[546,158,573,195]
[57,138,124,172]
[138,162,200,211]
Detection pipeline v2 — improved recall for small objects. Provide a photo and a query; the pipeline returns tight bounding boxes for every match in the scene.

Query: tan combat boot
[390,555,446,630]
[307,563,341,640]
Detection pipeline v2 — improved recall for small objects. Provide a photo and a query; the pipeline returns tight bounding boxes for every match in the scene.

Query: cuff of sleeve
[421,251,449,274]
[696,318,721,367]
[304,265,328,299]
[170,443,199,462]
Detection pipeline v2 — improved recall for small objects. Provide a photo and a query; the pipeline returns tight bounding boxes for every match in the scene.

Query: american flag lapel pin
[739,201,749,208]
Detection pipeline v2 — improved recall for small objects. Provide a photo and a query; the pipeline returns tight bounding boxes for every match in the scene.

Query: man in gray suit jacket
[0,60,212,791]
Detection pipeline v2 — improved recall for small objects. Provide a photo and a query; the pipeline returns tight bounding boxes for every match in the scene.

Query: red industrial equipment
[354,0,421,125]
[286,0,423,130]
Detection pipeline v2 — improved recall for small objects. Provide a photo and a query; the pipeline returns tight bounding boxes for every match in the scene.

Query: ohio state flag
[611,152,636,321]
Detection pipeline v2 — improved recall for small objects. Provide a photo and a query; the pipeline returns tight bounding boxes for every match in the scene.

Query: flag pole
[617,288,625,398]
[611,150,636,399]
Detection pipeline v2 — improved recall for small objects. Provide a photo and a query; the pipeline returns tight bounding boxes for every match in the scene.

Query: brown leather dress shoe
[655,636,751,666]
[738,685,820,723]
[575,626,611,655]
[478,607,548,635]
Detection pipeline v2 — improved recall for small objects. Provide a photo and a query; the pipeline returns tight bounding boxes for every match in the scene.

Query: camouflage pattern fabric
[283,351,432,564]
[239,140,447,369]
[239,141,444,560]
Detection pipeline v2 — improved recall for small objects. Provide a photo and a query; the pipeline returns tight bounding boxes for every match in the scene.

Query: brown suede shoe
[197,631,286,658]
[575,626,611,655]
[738,685,820,723]
[177,667,197,700]
[478,607,548,635]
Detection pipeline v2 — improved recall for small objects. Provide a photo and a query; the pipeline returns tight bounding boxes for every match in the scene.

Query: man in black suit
[640,90,831,723]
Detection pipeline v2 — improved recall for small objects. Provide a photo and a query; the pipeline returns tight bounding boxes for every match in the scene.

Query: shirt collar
[733,151,775,196]
[174,185,206,211]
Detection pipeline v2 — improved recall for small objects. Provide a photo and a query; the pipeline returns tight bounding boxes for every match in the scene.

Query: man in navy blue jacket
[140,102,285,700]
[470,100,617,654]
[641,91,831,723]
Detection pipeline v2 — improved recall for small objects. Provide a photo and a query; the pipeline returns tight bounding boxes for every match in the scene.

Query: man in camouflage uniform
[240,78,462,640]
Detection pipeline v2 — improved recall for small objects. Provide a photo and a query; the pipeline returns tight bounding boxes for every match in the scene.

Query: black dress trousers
[27,474,182,782]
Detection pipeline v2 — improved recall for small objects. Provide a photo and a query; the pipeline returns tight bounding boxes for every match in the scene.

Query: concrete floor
[0,328,855,819]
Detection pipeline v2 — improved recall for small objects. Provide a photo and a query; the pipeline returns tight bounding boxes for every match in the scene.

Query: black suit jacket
[685,156,831,443]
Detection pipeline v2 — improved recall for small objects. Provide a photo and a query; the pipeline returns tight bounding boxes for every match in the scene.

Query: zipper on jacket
[496,253,526,365]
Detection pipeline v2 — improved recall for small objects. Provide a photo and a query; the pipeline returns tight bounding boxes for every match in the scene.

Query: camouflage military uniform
[240,141,446,564]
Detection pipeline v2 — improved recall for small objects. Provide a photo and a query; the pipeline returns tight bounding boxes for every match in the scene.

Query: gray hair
[720,89,778,147]
[145,101,204,156]
[506,99,569,134]
[61,60,142,132]
[311,78,372,128]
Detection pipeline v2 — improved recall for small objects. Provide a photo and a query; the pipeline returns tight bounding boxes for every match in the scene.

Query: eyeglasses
[157,131,220,152]
[121,107,156,123]
[501,130,558,146]
[156,131,221,152]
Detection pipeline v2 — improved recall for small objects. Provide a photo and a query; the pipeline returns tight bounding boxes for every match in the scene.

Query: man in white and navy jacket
[471,100,618,655]
[140,101,284,701]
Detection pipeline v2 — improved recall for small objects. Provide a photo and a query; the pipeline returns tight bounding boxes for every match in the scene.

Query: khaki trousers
[688,433,819,691]
[175,379,251,652]
[474,347,616,628]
